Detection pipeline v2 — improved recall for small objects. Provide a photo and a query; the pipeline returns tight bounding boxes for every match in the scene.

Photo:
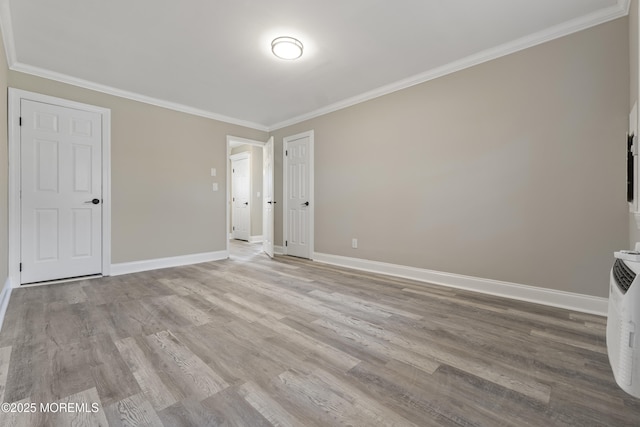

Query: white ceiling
[0,0,628,130]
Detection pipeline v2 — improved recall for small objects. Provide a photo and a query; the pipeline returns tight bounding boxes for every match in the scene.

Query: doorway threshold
[21,274,103,287]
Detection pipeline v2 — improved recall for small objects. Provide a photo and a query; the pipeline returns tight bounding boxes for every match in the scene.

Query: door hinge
[19,117,22,126]
[19,263,22,272]
[285,150,288,156]
[285,241,288,247]
[232,226,235,231]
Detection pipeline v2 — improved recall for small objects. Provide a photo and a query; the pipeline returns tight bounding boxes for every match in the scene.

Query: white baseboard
[249,235,263,244]
[274,245,284,255]
[313,252,608,316]
[111,250,228,276]
[0,277,13,333]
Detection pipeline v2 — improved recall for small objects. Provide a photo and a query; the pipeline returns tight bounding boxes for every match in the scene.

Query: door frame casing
[226,135,266,255]
[8,88,112,286]
[282,130,314,259]
[263,136,274,257]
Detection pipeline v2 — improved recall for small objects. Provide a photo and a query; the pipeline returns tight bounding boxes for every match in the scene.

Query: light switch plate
[212,183,218,191]
[211,168,216,177]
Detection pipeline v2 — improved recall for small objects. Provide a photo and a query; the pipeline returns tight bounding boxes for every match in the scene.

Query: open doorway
[226,136,272,259]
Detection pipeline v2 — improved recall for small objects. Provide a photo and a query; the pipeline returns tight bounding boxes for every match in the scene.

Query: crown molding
[8,62,270,131]
[268,1,630,131]
[0,0,630,133]
[620,0,631,14]
[0,0,16,66]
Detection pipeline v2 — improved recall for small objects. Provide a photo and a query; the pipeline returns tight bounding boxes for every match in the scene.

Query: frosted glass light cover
[271,37,303,60]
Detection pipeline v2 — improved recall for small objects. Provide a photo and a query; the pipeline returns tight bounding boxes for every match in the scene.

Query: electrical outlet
[352,238,358,249]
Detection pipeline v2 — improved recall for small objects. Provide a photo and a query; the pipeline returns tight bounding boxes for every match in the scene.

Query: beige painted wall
[271,18,629,298]
[230,144,263,238]
[0,30,8,285]
[7,72,267,264]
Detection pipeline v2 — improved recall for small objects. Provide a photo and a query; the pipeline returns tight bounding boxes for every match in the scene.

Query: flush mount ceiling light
[271,36,303,60]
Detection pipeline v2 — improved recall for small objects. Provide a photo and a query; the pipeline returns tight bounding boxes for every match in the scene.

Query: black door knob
[267,201,272,204]
[303,201,309,206]
[91,198,100,205]
[244,202,249,206]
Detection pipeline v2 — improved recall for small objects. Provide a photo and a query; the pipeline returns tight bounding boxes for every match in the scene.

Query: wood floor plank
[237,380,303,427]
[48,387,108,427]
[0,240,637,426]
[0,397,46,427]
[114,337,178,411]
[87,334,143,407]
[154,295,216,327]
[145,330,229,401]
[0,346,12,403]
[223,292,286,320]
[157,398,224,427]
[104,392,163,427]
[3,343,53,404]
[310,317,440,374]
[347,360,470,427]
[257,316,361,372]
[276,368,418,427]
[309,289,423,320]
[200,386,273,427]
[49,340,96,401]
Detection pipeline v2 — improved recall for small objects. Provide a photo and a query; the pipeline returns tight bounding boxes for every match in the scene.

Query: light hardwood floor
[0,240,638,426]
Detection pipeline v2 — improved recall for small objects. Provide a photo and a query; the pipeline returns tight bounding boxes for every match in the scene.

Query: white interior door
[231,154,250,241]
[20,99,103,284]
[284,132,313,259]
[263,137,274,257]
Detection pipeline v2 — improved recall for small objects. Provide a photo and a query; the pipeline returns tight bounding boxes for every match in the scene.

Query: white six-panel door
[263,137,274,257]
[20,99,103,284]
[231,154,251,241]
[284,132,313,259]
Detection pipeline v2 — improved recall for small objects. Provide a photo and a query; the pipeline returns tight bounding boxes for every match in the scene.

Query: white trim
[8,88,112,286]
[313,252,608,316]
[111,251,227,276]
[228,135,267,148]
[0,0,627,132]
[10,62,270,132]
[634,213,640,230]
[229,151,250,161]
[226,136,267,257]
[0,0,16,66]
[268,2,630,131]
[19,275,102,288]
[282,130,314,259]
[249,235,263,244]
[274,245,284,255]
[0,277,13,332]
